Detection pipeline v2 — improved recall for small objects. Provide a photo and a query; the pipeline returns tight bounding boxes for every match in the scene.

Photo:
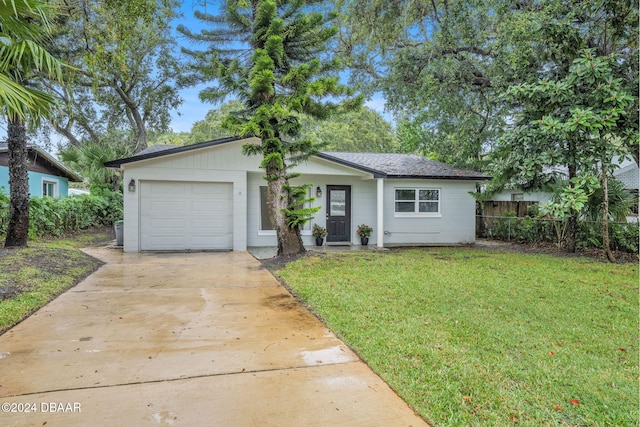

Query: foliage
[0,189,123,240]
[576,221,639,254]
[312,223,328,238]
[480,212,639,254]
[164,101,397,153]
[184,101,242,144]
[277,249,638,426]
[179,0,360,256]
[583,177,635,223]
[490,50,634,193]
[58,133,133,190]
[280,181,318,229]
[337,0,638,169]
[44,0,182,153]
[1,0,66,248]
[0,0,63,123]
[0,189,9,237]
[482,212,557,245]
[299,106,398,153]
[356,223,372,238]
[491,49,635,258]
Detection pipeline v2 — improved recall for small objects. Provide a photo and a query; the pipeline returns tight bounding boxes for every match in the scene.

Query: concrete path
[0,248,426,426]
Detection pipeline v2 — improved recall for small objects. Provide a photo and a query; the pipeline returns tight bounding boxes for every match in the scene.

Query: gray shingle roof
[104,137,491,181]
[136,144,176,156]
[319,152,491,180]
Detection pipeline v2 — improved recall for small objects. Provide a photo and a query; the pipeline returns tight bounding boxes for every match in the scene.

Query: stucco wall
[29,171,69,198]
[247,175,479,247]
[383,179,477,245]
[119,140,258,252]
[0,167,69,198]
[247,173,379,247]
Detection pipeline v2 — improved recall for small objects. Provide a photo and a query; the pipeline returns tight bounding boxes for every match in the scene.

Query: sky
[170,2,390,134]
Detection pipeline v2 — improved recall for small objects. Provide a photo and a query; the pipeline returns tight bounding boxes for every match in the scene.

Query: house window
[259,186,276,231]
[42,180,58,197]
[259,185,312,232]
[395,188,440,216]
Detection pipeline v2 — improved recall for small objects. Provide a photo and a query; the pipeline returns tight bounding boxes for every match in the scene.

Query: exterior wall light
[128,179,136,192]
[316,186,322,198]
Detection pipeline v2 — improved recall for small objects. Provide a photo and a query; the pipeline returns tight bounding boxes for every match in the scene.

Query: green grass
[0,228,111,333]
[275,248,639,426]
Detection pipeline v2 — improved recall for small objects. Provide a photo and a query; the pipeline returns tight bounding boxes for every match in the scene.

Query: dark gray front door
[326,185,351,242]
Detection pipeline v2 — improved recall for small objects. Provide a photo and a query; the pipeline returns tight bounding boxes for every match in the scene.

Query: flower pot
[315,237,324,246]
[360,237,369,246]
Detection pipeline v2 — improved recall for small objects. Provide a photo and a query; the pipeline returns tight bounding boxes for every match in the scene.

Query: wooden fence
[476,201,538,236]
[477,201,538,217]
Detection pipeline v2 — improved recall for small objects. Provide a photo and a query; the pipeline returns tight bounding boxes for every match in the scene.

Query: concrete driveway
[0,247,426,426]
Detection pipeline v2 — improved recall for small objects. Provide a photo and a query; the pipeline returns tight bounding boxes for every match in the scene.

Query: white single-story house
[104,137,491,252]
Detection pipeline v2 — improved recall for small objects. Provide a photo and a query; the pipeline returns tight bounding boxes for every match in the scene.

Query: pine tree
[179,0,359,256]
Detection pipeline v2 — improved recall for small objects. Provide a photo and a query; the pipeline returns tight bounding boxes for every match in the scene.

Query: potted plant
[312,223,328,246]
[356,224,373,246]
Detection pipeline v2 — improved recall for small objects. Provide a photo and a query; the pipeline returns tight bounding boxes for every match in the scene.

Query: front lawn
[0,228,113,334]
[275,248,638,426]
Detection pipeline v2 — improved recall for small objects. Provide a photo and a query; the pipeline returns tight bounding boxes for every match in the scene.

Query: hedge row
[0,189,123,239]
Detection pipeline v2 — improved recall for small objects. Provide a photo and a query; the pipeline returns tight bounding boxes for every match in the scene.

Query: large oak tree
[45,0,182,155]
[336,0,638,170]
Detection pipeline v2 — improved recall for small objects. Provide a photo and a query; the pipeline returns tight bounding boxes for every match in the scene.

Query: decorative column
[376,178,384,248]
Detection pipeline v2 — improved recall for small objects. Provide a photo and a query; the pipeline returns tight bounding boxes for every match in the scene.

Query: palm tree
[0,0,64,247]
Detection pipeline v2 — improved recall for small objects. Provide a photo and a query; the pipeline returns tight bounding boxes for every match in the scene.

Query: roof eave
[104,136,247,169]
[386,174,493,181]
[30,146,83,182]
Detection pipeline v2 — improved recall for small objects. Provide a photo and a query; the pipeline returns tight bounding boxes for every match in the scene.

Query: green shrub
[482,212,638,253]
[0,188,123,240]
[484,212,555,243]
[0,189,9,237]
[577,221,639,253]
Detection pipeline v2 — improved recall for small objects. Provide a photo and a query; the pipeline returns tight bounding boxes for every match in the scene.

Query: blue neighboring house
[0,143,82,198]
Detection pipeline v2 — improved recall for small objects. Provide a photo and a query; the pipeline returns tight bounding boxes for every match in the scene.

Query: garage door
[140,181,233,251]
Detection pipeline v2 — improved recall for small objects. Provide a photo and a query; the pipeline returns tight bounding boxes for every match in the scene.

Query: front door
[326,185,351,242]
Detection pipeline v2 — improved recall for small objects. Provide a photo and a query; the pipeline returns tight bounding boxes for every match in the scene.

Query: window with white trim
[394,188,440,216]
[42,180,58,197]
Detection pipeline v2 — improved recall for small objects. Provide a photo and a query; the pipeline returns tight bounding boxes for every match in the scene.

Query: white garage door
[140,181,233,251]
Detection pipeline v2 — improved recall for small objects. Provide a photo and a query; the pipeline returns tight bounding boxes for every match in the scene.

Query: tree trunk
[114,81,148,154]
[4,118,30,248]
[565,163,577,252]
[267,166,305,257]
[565,212,577,252]
[601,162,616,262]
